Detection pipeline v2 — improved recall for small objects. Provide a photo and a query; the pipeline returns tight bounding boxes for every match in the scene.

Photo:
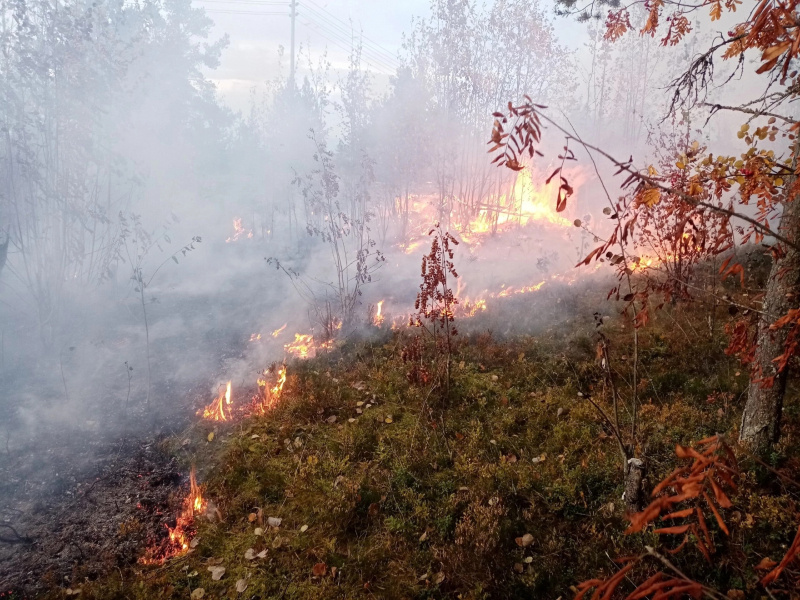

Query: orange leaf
[653,524,691,535]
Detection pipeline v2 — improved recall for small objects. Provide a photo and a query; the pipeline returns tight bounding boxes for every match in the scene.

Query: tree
[490,0,799,456]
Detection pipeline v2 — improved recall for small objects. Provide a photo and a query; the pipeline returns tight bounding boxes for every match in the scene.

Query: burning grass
[67,281,800,600]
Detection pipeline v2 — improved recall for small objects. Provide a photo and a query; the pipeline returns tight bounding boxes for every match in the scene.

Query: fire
[271,323,287,337]
[284,333,332,359]
[249,333,262,342]
[225,217,253,243]
[167,467,206,552]
[373,300,385,326]
[256,364,287,413]
[141,466,206,564]
[199,381,232,421]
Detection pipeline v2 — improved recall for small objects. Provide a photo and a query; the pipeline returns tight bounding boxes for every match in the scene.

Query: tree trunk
[740,141,800,455]
[623,457,646,514]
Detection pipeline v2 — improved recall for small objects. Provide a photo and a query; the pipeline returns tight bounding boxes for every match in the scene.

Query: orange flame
[256,364,287,413]
[284,333,332,359]
[271,323,287,338]
[199,381,232,421]
[141,466,207,564]
[373,301,385,326]
[225,218,253,243]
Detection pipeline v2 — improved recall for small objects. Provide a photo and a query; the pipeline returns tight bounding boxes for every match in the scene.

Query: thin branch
[702,102,796,125]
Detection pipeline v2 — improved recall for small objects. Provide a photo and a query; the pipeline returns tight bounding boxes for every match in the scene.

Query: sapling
[121,213,200,410]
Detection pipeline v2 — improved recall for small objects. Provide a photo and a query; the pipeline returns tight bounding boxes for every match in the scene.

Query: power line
[195,1,290,4]
[300,19,395,74]
[300,2,400,68]
[301,12,399,73]
[203,9,290,14]
[302,18,397,74]
[303,0,401,66]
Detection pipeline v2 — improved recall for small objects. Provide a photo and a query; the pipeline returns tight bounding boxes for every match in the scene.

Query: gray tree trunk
[740,141,800,455]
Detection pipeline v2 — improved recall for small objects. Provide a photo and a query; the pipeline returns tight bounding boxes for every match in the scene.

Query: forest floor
[5,275,800,600]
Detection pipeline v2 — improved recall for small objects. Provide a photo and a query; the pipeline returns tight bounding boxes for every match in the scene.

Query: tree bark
[740,141,800,455]
[623,457,647,514]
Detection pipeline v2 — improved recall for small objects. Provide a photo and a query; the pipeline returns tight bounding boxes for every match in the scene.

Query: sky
[197,0,588,113]
[198,0,432,112]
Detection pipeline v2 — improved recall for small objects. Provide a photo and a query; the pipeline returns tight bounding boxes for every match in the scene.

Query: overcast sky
[197,0,587,113]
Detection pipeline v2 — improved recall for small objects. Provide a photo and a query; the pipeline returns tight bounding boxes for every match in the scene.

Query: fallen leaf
[267,517,282,527]
[515,533,534,547]
[419,531,427,542]
[244,548,255,560]
[248,513,257,523]
[208,566,225,581]
[326,415,337,424]
[190,589,205,599]
[312,562,327,577]
[385,416,393,424]
[189,537,200,548]
[514,563,524,573]
[236,579,248,593]
[256,550,268,559]
[254,527,263,536]
[207,432,214,442]
[271,536,283,549]
[434,572,445,585]
[755,557,777,570]
[300,524,309,533]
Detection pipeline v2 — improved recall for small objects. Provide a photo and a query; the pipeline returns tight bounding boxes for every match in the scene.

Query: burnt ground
[0,381,211,598]
[0,269,272,598]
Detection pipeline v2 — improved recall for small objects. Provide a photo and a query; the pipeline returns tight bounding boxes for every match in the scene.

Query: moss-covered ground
[63,279,800,600]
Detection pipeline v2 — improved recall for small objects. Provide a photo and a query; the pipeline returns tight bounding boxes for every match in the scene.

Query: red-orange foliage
[626,435,737,561]
[574,436,800,599]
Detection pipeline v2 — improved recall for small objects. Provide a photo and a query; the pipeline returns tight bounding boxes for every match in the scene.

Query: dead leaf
[207,432,214,442]
[515,533,534,547]
[248,513,257,523]
[755,557,777,570]
[190,589,205,599]
[189,536,200,548]
[434,572,446,585]
[244,548,255,560]
[208,566,225,581]
[271,536,283,549]
[419,531,427,542]
[235,579,248,593]
[312,562,327,577]
[256,550,268,559]
[267,517,282,527]
[300,524,309,533]
[514,563,524,573]
[254,527,263,536]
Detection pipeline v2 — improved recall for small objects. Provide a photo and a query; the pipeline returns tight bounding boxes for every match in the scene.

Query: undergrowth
[64,281,799,600]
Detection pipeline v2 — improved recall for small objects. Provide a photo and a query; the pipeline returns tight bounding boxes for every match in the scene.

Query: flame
[199,381,232,421]
[271,323,287,338]
[373,301,385,326]
[256,364,287,413]
[141,466,206,563]
[249,333,262,342]
[225,217,253,243]
[284,333,332,359]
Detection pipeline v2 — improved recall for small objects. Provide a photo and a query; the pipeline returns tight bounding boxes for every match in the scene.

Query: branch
[537,112,800,252]
[702,102,796,125]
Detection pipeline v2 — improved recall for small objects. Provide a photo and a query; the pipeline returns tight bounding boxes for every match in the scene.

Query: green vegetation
[73,284,799,600]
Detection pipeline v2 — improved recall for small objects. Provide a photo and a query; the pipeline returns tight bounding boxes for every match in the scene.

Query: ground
[4,275,800,599]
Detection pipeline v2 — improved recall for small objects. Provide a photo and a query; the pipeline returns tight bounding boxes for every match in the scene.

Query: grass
[63,279,800,600]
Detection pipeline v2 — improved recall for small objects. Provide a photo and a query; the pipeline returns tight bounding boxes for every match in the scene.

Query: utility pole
[290,0,297,87]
